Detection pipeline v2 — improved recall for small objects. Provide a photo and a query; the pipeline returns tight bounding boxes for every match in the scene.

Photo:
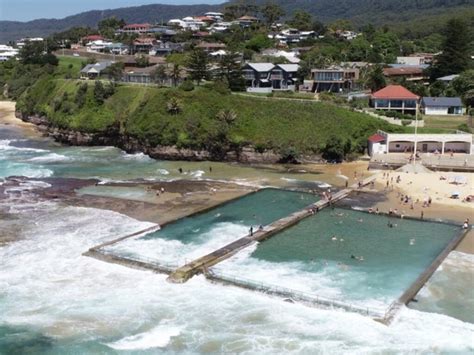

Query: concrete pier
[167,177,376,283]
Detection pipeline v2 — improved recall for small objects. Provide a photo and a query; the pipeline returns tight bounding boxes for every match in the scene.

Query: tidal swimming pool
[212,208,460,311]
[104,188,319,266]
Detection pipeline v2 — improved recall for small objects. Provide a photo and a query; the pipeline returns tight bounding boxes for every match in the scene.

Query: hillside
[0,3,220,42]
[15,76,403,160]
[1,0,473,42]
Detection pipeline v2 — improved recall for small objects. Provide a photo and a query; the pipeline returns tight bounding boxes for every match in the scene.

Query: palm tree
[216,109,237,125]
[166,97,182,115]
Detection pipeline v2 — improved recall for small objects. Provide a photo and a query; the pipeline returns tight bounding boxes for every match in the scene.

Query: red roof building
[368,133,386,143]
[82,35,104,43]
[371,85,419,114]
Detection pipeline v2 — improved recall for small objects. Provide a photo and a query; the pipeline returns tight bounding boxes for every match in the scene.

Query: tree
[135,55,149,68]
[152,65,167,85]
[322,136,345,162]
[430,18,472,80]
[261,2,284,27]
[98,17,125,38]
[217,52,245,91]
[187,49,209,85]
[167,53,187,87]
[216,109,237,125]
[166,97,182,115]
[103,62,124,82]
[19,41,58,66]
[365,65,386,92]
[93,81,106,104]
[245,33,273,52]
[287,10,313,31]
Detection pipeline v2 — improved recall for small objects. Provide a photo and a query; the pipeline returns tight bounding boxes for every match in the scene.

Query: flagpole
[413,100,419,166]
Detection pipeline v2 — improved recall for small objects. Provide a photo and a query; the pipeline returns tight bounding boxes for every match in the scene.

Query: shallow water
[1,122,474,353]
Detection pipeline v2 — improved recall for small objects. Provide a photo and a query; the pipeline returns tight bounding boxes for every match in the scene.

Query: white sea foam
[0,202,473,353]
[122,152,152,161]
[105,325,181,350]
[157,168,170,175]
[0,139,47,153]
[28,153,69,163]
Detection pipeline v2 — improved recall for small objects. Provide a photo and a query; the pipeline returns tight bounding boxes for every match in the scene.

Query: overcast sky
[0,0,226,22]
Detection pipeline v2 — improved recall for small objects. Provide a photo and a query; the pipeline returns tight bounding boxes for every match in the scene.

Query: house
[421,97,464,116]
[243,63,275,93]
[383,66,426,82]
[195,42,226,53]
[122,64,162,84]
[310,67,360,93]
[81,35,104,44]
[271,64,299,91]
[238,15,258,27]
[133,38,157,53]
[368,130,473,156]
[80,61,114,79]
[396,56,428,66]
[120,23,151,34]
[0,45,19,61]
[149,42,184,56]
[242,63,299,92]
[371,85,419,114]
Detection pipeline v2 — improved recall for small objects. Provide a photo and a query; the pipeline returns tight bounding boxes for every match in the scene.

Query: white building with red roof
[371,85,420,114]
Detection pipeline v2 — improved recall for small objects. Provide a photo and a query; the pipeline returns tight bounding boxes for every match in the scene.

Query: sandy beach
[370,169,473,254]
[0,100,43,138]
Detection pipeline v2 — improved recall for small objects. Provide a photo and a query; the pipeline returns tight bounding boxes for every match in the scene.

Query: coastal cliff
[15,77,401,163]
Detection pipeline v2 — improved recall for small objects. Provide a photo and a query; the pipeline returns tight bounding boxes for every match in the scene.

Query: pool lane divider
[166,176,377,283]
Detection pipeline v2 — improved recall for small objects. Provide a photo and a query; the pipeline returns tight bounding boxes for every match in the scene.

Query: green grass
[18,78,408,156]
[422,115,468,130]
[55,56,86,79]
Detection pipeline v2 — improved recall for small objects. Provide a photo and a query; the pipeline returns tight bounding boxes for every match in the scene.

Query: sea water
[1,123,474,353]
[105,189,319,266]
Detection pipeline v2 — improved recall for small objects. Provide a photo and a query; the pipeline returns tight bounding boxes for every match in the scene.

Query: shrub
[279,146,300,163]
[179,80,195,91]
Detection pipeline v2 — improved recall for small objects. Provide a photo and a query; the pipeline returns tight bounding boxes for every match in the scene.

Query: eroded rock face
[19,113,323,164]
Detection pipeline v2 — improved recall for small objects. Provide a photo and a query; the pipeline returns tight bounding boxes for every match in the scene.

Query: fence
[207,270,389,318]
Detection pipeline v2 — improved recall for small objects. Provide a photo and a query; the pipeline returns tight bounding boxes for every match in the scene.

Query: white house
[0,45,19,61]
[421,97,464,116]
[368,130,473,156]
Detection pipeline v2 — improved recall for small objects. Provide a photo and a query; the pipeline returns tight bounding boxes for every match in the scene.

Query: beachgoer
[209,166,212,172]
[388,222,393,228]
[428,197,432,206]
[178,168,183,174]
[345,180,349,188]
[420,211,424,219]
[259,225,263,231]
[249,226,253,236]
[375,208,379,214]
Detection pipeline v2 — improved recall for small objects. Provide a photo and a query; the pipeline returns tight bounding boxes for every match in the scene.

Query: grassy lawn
[56,56,87,79]
[422,115,468,130]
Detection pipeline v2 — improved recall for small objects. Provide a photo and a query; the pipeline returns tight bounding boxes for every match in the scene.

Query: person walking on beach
[249,226,254,236]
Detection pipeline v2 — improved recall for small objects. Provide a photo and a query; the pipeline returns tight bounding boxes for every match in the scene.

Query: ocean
[1,123,473,354]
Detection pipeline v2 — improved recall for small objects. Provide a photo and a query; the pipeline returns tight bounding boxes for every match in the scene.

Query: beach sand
[0,101,43,138]
[370,170,473,254]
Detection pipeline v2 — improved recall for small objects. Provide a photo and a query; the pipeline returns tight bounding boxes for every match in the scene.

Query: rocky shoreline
[18,112,325,164]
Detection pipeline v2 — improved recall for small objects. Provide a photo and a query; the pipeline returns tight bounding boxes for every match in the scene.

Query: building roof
[246,63,275,72]
[80,61,113,74]
[422,97,463,107]
[123,23,151,29]
[436,74,459,82]
[195,42,226,49]
[238,15,258,21]
[82,35,103,41]
[276,64,299,72]
[383,67,424,76]
[368,133,386,143]
[371,85,419,100]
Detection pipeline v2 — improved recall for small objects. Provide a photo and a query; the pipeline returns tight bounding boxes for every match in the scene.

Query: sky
[0,0,226,22]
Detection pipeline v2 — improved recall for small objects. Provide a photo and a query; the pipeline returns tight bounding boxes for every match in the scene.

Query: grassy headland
[16,74,407,160]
